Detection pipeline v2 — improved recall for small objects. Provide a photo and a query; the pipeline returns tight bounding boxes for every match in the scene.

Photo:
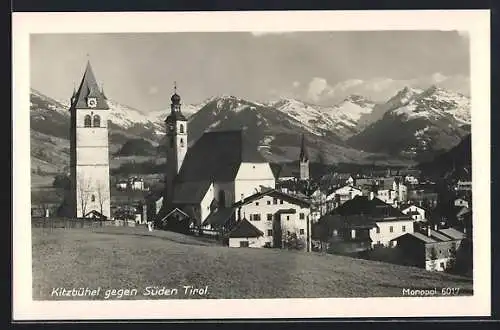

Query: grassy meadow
[32,226,473,300]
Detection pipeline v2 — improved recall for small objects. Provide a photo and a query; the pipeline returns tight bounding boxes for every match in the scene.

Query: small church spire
[299,133,310,181]
[299,133,309,162]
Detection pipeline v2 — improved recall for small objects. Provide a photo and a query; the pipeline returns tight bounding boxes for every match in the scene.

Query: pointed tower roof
[71,61,109,110]
[299,134,309,162]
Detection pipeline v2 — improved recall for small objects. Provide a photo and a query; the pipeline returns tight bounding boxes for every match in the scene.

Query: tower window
[91,194,95,202]
[180,138,185,147]
[84,115,92,127]
[179,124,184,134]
[93,115,101,127]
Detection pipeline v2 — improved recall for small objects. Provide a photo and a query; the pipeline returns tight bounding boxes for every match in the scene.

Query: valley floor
[32,226,473,300]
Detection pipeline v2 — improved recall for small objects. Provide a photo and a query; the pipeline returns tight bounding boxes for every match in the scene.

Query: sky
[30,31,469,111]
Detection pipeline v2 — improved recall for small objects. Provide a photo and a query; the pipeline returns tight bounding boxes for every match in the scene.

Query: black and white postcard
[12,10,491,320]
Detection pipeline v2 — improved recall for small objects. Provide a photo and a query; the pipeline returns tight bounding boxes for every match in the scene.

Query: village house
[317,194,417,252]
[401,204,427,222]
[128,176,145,191]
[393,226,466,271]
[404,175,419,185]
[116,180,128,190]
[202,188,312,250]
[325,185,363,210]
[353,176,407,207]
[454,197,470,208]
[455,179,472,192]
[407,186,438,208]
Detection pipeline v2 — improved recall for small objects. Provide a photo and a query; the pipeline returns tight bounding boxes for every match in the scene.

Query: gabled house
[227,218,265,248]
[401,204,427,222]
[318,195,416,250]
[393,227,466,271]
[210,188,312,250]
[454,198,470,208]
[325,185,363,209]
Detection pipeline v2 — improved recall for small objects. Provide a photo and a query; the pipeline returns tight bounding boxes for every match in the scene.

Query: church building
[155,88,277,232]
[66,61,111,219]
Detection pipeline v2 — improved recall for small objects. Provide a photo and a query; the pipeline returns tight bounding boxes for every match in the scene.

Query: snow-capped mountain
[30,88,205,141]
[347,86,471,160]
[391,85,470,124]
[185,95,401,164]
[269,95,377,139]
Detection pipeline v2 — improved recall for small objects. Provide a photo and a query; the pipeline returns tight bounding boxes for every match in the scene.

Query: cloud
[148,86,159,95]
[303,73,470,104]
[292,81,300,88]
[307,77,331,102]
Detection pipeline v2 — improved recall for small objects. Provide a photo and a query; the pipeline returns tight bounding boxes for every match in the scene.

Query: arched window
[179,124,184,134]
[180,138,185,147]
[93,115,101,127]
[91,194,96,202]
[84,115,92,127]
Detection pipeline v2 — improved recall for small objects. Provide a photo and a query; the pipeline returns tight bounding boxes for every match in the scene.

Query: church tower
[68,61,111,218]
[165,83,188,207]
[299,134,310,181]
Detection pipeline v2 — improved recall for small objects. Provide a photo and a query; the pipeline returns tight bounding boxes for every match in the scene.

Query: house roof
[84,209,107,220]
[405,232,438,244]
[202,208,236,227]
[439,228,466,240]
[71,61,109,110]
[456,206,471,218]
[175,130,266,184]
[172,181,212,204]
[332,195,410,220]
[400,228,465,244]
[227,218,264,238]
[277,162,299,179]
[233,188,311,208]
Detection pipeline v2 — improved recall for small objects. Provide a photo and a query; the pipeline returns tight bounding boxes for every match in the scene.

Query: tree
[283,230,306,251]
[77,174,92,217]
[446,243,457,273]
[96,180,109,218]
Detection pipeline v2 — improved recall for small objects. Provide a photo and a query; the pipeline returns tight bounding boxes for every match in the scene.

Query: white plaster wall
[229,237,266,248]
[240,194,310,247]
[235,163,276,201]
[199,183,215,224]
[425,257,450,271]
[74,108,111,218]
[402,205,426,221]
[75,166,110,218]
[370,219,416,247]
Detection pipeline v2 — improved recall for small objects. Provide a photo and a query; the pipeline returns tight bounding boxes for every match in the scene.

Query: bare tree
[77,174,92,217]
[96,179,109,217]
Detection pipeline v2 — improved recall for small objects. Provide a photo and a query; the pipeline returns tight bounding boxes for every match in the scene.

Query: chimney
[434,224,438,231]
[427,226,431,237]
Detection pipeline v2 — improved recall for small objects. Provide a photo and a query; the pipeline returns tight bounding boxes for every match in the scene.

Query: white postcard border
[12,10,491,320]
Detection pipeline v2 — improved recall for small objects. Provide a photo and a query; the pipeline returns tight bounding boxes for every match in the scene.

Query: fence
[32,217,137,229]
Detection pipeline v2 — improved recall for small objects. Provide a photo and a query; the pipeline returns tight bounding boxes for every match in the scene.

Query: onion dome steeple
[166,81,187,122]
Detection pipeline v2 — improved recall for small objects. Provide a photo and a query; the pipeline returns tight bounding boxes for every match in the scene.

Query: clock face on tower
[87,98,97,108]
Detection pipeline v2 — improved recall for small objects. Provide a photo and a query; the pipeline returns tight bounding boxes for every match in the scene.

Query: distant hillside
[347,86,471,160]
[115,138,158,156]
[419,134,472,179]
